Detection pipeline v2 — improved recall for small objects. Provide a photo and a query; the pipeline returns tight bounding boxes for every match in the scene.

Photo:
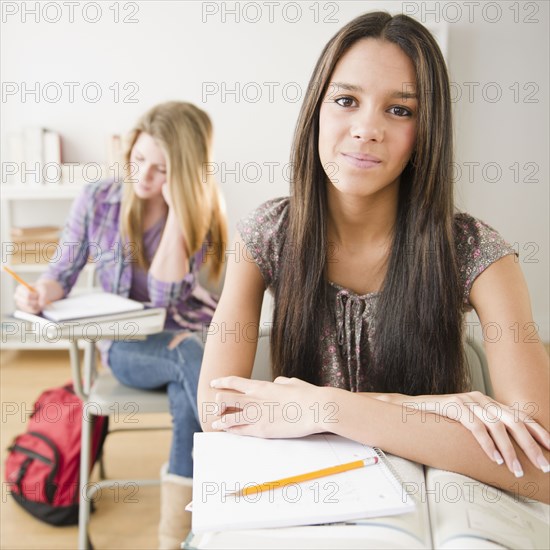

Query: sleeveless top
[236,197,516,392]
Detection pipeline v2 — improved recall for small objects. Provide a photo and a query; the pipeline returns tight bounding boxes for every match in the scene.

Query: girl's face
[130,132,167,200]
[318,38,417,199]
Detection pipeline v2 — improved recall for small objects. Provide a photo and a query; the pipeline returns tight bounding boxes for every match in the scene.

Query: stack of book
[9,226,61,265]
[187,433,550,550]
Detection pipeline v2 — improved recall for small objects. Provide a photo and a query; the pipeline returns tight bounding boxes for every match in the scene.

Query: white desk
[21,307,167,550]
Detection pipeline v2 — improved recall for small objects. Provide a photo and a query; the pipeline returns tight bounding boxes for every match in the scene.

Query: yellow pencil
[229,456,379,497]
[2,266,37,293]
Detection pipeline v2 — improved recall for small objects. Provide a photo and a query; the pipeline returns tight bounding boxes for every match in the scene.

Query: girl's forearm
[321,387,550,503]
[149,215,189,282]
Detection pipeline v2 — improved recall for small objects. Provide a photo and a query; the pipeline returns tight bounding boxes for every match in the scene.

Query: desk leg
[83,340,95,395]
[78,404,93,549]
[77,341,95,550]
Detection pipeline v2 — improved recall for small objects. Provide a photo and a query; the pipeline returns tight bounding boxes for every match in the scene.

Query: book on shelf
[10,225,61,238]
[43,130,62,183]
[186,434,550,550]
[6,134,24,184]
[5,127,62,185]
[106,134,123,167]
[23,127,44,185]
[9,226,61,265]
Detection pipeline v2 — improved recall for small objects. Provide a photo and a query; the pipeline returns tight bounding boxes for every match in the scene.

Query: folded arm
[199,248,550,502]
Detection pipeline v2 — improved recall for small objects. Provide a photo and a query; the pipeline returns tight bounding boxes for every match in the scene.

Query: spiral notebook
[191,433,415,534]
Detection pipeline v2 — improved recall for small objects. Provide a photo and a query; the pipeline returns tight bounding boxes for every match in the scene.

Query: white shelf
[1,184,85,199]
[1,182,97,350]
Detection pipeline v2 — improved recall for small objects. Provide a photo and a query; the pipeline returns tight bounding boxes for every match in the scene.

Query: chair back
[251,328,272,381]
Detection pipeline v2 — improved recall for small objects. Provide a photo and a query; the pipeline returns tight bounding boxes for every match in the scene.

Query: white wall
[1,1,548,338]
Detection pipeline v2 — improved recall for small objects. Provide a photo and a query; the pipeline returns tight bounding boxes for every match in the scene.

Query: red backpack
[5,383,109,525]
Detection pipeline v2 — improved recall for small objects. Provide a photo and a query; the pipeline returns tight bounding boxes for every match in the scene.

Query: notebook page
[192,433,415,533]
[42,292,143,322]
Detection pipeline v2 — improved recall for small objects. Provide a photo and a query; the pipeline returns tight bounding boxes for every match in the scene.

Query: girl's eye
[335,96,356,108]
[389,106,412,117]
[157,167,166,174]
[133,155,145,162]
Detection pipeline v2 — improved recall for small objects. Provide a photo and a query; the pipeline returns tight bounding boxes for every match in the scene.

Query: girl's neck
[326,181,399,248]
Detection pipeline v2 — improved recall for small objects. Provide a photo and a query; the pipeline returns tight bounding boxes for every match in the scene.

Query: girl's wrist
[162,213,189,250]
[165,210,181,229]
[313,386,343,434]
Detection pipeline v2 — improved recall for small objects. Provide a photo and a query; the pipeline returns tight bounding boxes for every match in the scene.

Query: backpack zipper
[9,444,53,465]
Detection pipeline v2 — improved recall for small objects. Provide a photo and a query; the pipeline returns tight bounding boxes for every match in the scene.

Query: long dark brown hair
[271,12,468,395]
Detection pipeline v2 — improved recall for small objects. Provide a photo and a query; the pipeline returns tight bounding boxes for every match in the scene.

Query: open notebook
[191,433,415,534]
[14,292,145,324]
[41,292,144,321]
[187,453,550,549]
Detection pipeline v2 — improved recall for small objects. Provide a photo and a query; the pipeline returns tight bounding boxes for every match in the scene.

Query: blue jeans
[108,331,203,478]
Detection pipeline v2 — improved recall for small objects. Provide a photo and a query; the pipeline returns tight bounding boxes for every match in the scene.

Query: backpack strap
[28,431,60,503]
[15,457,33,495]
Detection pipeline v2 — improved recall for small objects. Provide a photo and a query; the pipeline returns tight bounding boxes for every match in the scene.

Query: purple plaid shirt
[42,179,219,333]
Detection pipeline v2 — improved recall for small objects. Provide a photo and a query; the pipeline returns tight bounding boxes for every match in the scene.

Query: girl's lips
[341,153,382,169]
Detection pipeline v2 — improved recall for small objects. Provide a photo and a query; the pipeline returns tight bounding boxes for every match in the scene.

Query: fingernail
[211,421,219,429]
[512,459,524,478]
[537,455,550,473]
[210,379,218,388]
[493,451,504,465]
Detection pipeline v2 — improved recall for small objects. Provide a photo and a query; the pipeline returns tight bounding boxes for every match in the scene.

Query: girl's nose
[350,108,384,142]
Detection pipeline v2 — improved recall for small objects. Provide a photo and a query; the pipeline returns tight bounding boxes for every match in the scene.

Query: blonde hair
[120,101,227,280]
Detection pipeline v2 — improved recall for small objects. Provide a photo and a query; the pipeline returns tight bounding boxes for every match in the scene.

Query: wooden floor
[1,349,172,550]
[2,346,549,549]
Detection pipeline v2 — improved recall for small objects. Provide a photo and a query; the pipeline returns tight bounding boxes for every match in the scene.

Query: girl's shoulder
[453,212,517,305]
[237,196,290,230]
[71,178,122,212]
[236,197,290,289]
[84,178,123,204]
[68,178,122,222]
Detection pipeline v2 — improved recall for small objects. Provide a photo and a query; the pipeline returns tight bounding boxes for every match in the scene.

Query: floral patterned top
[236,197,516,392]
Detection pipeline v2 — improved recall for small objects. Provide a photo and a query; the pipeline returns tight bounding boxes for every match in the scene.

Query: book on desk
[186,433,550,550]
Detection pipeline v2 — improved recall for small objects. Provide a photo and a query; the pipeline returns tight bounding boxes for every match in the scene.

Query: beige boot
[158,465,193,550]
